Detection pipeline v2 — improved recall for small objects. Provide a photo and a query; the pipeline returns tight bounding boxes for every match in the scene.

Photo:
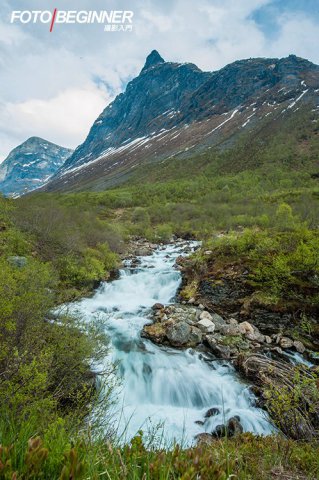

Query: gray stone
[152,303,164,310]
[198,318,215,333]
[212,424,227,438]
[209,314,226,332]
[199,310,213,321]
[246,332,265,343]
[229,318,238,326]
[219,324,241,336]
[166,321,191,346]
[206,335,232,359]
[188,326,203,345]
[279,337,294,349]
[238,321,255,335]
[293,340,305,354]
[195,420,204,426]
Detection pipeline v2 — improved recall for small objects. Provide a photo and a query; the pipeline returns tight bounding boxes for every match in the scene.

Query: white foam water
[67,242,273,445]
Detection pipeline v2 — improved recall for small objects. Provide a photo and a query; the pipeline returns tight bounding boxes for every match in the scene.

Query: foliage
[0,429,319,479]
[265,367,319,440]
[193,226,319,306]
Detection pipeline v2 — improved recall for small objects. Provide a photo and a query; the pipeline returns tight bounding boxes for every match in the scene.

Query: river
[67,241,273,445]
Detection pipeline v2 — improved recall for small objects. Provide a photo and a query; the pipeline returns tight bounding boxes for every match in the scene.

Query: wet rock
[175,255,186,265]
[279,337,294,349]
[195,433,214,445]
[166,321,191,346]
[272,346,283,355]
[212,424,227,438]
[130,257,141,267]
[195,420,204,426]
[227,416,243,437]
[152,303,164,310]
[204,407,220,418]
[273,333,282,344]
[212,417,243,438]
[265,335,272,344]
[293,340,305,354]
[198,318,215,334]
[142,323,166,343]
[188,297,196,304]
[236,353,318,439]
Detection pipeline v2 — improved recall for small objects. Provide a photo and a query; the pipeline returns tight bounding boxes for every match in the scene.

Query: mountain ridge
[28,52,319,192]
[0,137,72,196]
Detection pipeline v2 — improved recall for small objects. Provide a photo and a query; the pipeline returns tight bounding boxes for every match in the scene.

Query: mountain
[43,51,319,192]
[0,137,72,196]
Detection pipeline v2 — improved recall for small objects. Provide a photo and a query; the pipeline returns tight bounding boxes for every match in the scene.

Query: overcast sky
[0,0,318,161]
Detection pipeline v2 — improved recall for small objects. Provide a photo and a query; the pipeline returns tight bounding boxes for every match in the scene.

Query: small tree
[275,203,296,231]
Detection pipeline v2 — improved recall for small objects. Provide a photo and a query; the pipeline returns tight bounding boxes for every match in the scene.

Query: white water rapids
[67,242,273,445]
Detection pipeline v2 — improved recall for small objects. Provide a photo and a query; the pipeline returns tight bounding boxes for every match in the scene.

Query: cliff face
[41,52,319,192]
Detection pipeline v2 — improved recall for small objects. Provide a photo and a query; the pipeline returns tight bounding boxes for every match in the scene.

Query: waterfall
[68,242,273,445]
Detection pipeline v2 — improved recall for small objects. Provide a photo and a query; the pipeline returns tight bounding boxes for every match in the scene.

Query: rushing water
[67,242,273,445]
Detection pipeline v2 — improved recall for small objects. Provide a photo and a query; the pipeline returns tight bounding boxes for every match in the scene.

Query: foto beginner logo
[10,9,134,32]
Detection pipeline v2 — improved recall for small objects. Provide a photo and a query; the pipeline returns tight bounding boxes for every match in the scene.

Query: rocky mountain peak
[0,138,72,196]
[141,50,165,72]
[42,52,319,193]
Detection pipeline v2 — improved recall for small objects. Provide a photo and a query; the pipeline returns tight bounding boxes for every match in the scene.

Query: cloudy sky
[0,0,318,161]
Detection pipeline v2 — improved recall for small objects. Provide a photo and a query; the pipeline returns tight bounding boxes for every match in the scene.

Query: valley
[0,51,319,479]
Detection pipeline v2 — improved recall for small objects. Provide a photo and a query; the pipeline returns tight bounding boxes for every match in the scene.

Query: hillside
[41,52,319,192]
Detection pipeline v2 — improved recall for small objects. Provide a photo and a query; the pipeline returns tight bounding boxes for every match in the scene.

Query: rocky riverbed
[68,239,277,444]
[136,241,319,442]
[142,302,306,360]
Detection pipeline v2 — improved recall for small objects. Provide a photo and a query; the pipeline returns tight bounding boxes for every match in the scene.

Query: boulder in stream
[204,407,220,418]
[166,321,191,346]
[212,416,243,438]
